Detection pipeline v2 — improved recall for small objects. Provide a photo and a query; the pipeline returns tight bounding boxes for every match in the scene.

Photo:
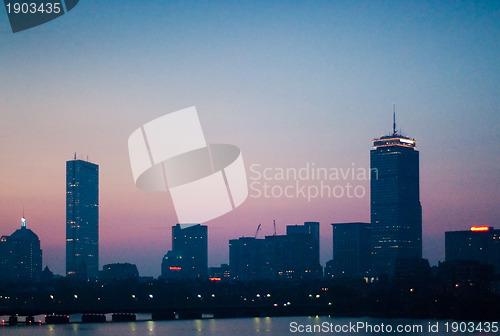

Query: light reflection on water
[0,316,497,336]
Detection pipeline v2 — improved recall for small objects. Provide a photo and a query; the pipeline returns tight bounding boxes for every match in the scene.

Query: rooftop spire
[392,103,396,135]
[21,205,26,228]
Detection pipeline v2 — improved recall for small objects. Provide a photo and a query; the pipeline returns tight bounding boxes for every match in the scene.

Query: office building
[445,226,500,274]
[66,156,99,280]
[0,217,42,282]
[331,222,371,278]
[229,237,265,281]
[261,234,291,279]
[229,222,322,280]
[370,111,422,276]
[161,224,208,279]
[282,221,321,279]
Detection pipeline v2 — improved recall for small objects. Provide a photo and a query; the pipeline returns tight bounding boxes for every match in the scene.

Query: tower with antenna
[370,105,422,277]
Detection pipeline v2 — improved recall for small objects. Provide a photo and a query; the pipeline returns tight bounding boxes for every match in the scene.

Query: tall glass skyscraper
[370,113,422,276]
[66,157,99,280]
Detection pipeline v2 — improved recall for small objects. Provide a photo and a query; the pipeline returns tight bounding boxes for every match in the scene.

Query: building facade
[0,217,42,283]
[161,224,208,279]
[445,226,500,274]
[230,222,322,281]
[282,221,321,279]
[370,113,422,276]
[229,237,265,281]
[66,157,99,280]
[331,222,371,278]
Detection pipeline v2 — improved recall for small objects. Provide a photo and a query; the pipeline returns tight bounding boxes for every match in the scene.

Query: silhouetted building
[282,221,321,279]
[261,234,291,279]
[370,111,422,277]
[331,222,371,278]
[287,221,320,275]
[445,226,500,274]
[66,156,99,280]
[0,217,42,282]
[208,263,230,280]
[161,250,184,279]
[161,224,208,279]
[100,263,139,282]
[230,222,322,281]
[229,237,265,281]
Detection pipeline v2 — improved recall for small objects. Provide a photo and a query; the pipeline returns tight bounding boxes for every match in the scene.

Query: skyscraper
[0,217,42,283]
[66,156,99,280]
[161,224,208,279]
[370,110,422,276]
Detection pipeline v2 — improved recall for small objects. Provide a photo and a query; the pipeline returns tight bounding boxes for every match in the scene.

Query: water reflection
[0,316,497,336]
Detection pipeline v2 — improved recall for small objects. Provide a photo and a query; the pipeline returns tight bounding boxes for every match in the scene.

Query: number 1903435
[444,321,498,333]
[5,2,62,14]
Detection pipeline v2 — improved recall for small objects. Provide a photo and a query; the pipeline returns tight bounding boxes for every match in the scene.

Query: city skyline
[1,1,499,276]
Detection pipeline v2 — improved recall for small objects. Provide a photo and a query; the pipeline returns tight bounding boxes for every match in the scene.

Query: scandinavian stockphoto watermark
[127,107,248,224]
[249,162,377,202]
[3,0,79,33]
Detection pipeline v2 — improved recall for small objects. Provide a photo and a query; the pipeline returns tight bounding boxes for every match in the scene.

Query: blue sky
[1,1,499,276]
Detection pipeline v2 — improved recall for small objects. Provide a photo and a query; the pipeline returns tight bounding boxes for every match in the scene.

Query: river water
[1,315,498,335]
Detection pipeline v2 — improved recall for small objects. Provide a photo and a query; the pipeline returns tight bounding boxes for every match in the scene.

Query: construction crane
[254,223,261,238]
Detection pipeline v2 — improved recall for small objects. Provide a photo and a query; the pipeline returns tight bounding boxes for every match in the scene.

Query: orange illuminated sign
[169,266,182,271]
[209,277,221,281]
[470,226,489,232]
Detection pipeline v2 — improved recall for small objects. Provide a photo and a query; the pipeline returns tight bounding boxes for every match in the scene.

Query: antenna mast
[392,103,396,135]
[273,219,276,236]
[21,205,26,228]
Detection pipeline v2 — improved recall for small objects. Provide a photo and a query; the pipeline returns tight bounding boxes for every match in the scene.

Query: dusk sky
[1,1,499,276]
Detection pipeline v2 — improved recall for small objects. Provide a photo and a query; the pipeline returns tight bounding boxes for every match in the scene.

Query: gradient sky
[1,1,499,276]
